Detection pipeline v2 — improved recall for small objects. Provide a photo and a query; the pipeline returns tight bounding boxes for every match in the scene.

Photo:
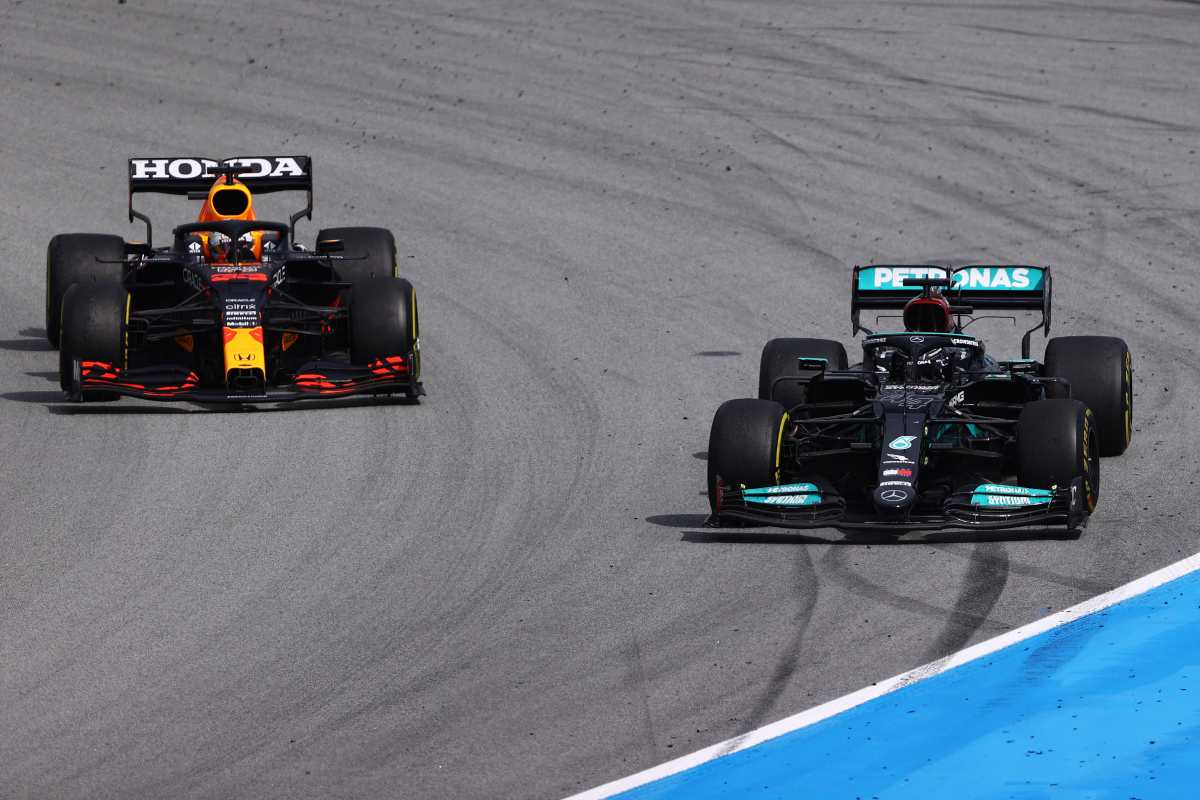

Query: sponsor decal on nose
[877,488,911,504]
[222,326,265,377]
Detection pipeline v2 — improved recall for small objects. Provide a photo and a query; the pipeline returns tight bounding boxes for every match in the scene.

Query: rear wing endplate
[127,156,313,244]
[851,264,1052,357]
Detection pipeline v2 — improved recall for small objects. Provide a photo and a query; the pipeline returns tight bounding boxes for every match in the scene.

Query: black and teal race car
[707,264,1133,535]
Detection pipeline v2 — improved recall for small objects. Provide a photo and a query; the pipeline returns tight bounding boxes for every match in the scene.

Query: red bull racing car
[47,155,421,403]
[707,264,1133,535]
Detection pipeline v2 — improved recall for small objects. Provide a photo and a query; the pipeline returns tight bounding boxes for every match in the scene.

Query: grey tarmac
[0,2,1196,798]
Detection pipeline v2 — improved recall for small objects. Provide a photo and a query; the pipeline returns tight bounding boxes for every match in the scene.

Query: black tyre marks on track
[923,543,1010,660]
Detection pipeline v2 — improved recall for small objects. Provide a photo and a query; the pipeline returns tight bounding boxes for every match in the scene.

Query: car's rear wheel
[59,282,129,400]
[315,226,397,287]
[707,398,788,516]
[349,276,419,378]
[1016,398,1098,513]
[46,233,125,348]
[1044,336,1132,457]
[758,338,848,412]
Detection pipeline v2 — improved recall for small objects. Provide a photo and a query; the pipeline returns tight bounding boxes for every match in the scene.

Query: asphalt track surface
[0,2,1196,798]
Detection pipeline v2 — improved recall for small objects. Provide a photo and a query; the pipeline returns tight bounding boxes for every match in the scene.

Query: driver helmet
[903,294,953,333]
[207,231,257,263]
[208,232,234,262]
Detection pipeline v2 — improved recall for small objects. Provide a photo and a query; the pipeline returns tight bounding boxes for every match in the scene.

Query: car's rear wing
[851,264,1052,357]
[127,156,313,244]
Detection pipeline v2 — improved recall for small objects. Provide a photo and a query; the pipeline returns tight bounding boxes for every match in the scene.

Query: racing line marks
[922,542,1010,661]
[565,548,1200,800]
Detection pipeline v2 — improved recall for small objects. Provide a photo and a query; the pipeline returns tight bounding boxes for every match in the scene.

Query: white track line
[565,549,1200,800]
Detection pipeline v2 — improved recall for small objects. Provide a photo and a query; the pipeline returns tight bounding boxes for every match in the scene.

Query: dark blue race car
[48,156,422,403]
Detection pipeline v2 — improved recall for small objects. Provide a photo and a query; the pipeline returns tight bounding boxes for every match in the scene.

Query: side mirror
[796,357,828,371]
[317,239,344,253]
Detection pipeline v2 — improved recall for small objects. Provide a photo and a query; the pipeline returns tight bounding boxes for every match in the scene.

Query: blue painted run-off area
[617,570,1200,799]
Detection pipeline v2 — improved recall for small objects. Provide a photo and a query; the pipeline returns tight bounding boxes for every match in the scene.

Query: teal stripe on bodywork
[743,483,821,507]
[969,483,1052,507]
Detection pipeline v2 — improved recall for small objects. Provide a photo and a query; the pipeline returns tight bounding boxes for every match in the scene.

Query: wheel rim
[1082,409,1099,511]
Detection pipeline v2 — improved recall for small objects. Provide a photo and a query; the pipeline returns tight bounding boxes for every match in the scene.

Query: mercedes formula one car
[707,264,1133,534]
[47,155,421,403]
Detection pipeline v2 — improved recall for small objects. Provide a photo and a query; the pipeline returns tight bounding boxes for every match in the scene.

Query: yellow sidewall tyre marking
[1081,408,1097,513]
[123,292,131,370]
[1123,351,1133,447]
[773,412,789,484]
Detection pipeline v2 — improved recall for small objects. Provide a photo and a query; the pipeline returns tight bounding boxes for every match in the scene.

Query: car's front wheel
[707,398,788,517]
[1016,398,1099,513]
[59,282,129,401]
[349,276,420,382]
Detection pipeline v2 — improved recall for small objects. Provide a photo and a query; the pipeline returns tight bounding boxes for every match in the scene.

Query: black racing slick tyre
[1044,336,1133,457]
[349,276,419,371]
[46,233,126,348]
[1017,399,1099,513]
[315,226,397,286]
[707,398,788,515]
[58,282,129,399]
[758,338,848,412]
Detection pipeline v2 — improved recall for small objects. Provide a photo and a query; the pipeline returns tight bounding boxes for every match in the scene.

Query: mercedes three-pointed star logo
[880,489,909,502]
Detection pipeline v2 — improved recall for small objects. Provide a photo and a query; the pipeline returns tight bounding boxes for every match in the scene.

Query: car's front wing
[713,479,1088,533]
[69,354,423,403]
